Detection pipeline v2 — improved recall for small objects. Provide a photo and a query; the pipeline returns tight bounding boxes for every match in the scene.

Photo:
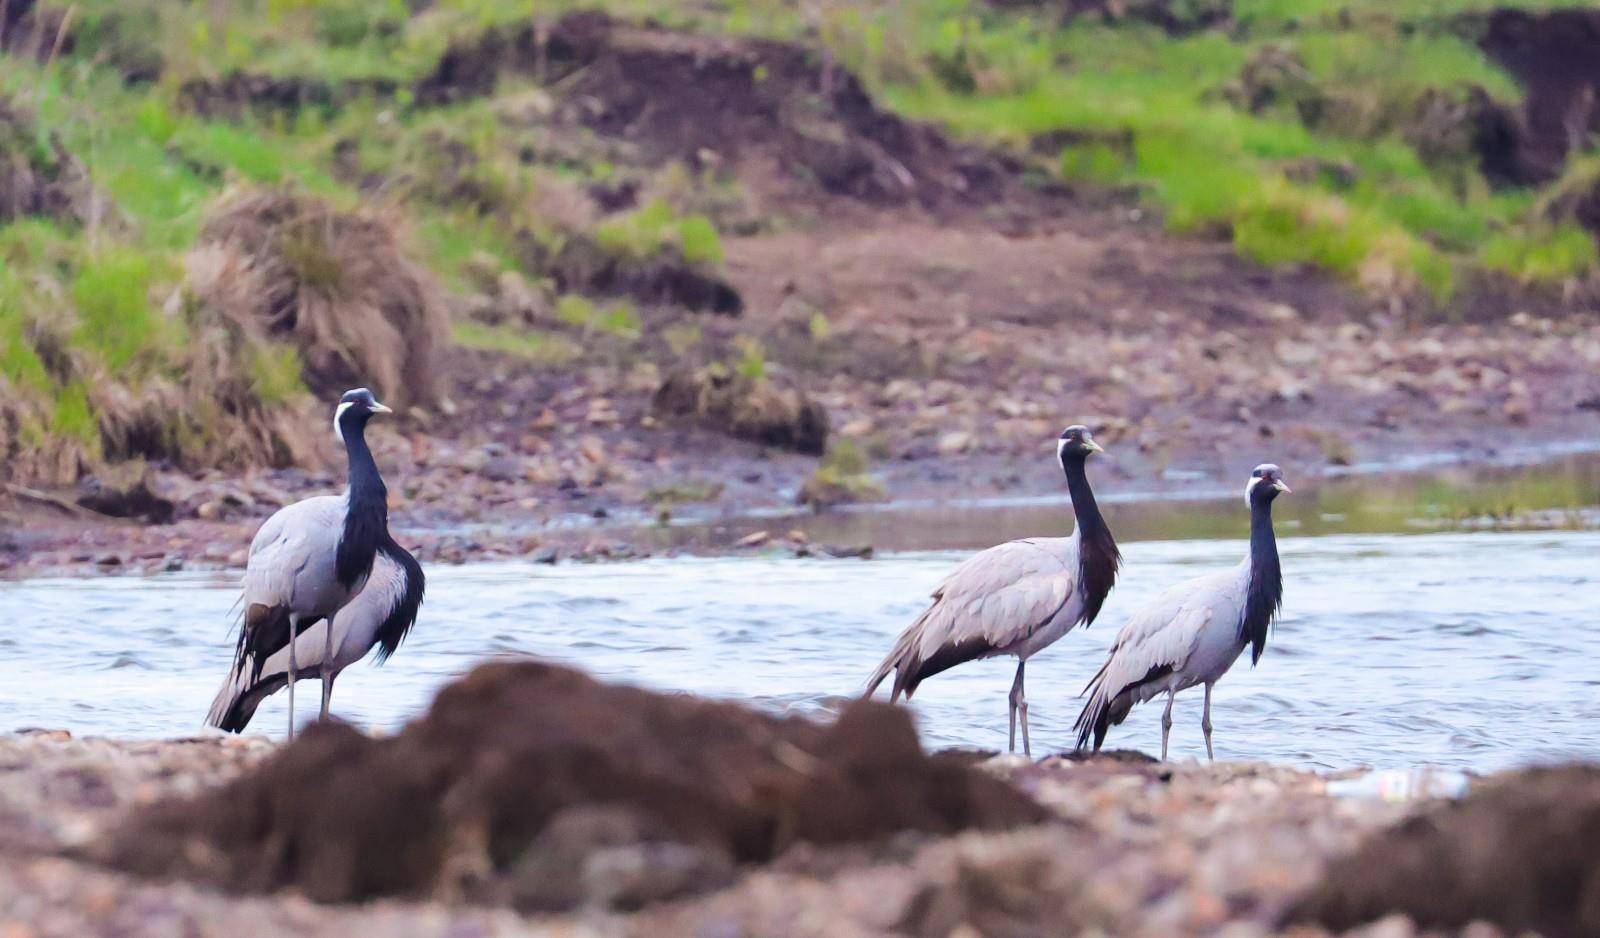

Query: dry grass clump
[653,364,830,454]
[84,328,320,475]
[0,377,85,484]
[192,188,448,410]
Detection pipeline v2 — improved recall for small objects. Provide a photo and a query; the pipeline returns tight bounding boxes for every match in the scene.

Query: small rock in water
[734,530,770,548]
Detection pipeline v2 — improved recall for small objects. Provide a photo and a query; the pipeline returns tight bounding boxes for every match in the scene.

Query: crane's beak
[1085,439,1105,456]
[371,401,394,415]
[1273,479,1292,494]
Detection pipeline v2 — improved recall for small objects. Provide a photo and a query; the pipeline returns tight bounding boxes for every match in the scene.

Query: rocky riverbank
[4,661,1584,937]
[0,730,1393,938]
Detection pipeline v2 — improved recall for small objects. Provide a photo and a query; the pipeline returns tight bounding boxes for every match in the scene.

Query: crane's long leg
[1202,683,1215,761]
[1160,689,1176,761]
[320,621,336,722]
[285,613,299,741]
[321,670,337,722]
[1007,661,1031,757]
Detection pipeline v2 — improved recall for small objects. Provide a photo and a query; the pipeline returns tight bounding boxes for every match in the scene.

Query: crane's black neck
[1241,495,1282,665]
[335,413,388,590]
[1062,452,1120,627]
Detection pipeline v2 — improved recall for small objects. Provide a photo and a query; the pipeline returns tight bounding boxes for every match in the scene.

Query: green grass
[71,249,168,370]
[50,381,100,449]
[864,0,1598,297]
[452,321,580,363]
[554,295,641,339]
[594,199,724,265]
[1479,225,1600,283]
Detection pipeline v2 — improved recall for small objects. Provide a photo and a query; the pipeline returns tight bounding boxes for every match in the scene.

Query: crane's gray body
[241,495,363,621]
[871,528,1088,691]
[1089,561,1251,711]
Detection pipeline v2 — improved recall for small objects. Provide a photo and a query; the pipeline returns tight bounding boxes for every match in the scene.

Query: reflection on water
[655,449,1600,552]
[1,530,1597,772]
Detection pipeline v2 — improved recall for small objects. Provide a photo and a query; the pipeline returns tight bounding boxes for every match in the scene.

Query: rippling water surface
[4,524,1598,771]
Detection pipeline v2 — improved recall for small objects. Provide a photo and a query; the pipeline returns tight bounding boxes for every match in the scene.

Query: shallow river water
[3,453,1598,771]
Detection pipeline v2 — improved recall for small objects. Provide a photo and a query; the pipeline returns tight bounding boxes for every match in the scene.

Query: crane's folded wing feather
[240,496,345,616]
[1096,594,1217,704]
[917,541,1074,654]
[867,537,1078,699]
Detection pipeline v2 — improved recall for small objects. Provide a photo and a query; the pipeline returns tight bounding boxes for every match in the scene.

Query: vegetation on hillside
[2,0,1597,484]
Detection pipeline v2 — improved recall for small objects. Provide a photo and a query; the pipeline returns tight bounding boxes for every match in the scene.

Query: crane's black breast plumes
[374,537,425,664]
[1241,466,1285,665]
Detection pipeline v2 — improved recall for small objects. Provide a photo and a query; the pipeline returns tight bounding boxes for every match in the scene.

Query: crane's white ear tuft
[333,401,354,442]
[1244,475,1261,508]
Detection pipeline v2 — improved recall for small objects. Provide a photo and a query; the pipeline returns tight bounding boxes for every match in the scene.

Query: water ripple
[1,529,1597,771]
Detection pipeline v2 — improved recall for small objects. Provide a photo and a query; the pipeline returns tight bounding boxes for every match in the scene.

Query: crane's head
[1246,463,1291,506]
[333,387,393,442]
[1057,425,1105,463]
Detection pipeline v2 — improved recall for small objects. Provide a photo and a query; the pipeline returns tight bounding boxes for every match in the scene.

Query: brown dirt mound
[97,660,1045,910]
[72,466,175,523]
[415,11,1019,213]
[1287,765,1600,936]
[1478,9,1600,186]
[191,188,447,409]
[655,365,830,454]
[519,231,743,315]
[0,95,96,225]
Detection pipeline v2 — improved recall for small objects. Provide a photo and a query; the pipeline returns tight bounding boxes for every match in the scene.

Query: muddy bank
[2,712,1536,937]
[3,417,1598,581]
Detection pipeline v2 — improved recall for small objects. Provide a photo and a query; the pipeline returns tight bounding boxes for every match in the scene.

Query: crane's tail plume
[863,631,917,703]
[206,603,302,733]
[207,667,285,733]
[1074,660,1172,752]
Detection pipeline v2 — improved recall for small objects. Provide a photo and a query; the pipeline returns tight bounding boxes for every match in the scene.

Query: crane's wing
[864,537,1078,701]
[239,495,346,616]
[206,548,422,733]
[1074,571,1232,750]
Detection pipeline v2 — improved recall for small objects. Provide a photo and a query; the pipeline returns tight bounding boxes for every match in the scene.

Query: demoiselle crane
[864,425,1120,755]
[1075,463,1289,760]
[206,388,424,738]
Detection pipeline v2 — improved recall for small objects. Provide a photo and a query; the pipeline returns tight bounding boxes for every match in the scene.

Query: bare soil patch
[1477,8,1600,186]
[417,11,1024,216]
